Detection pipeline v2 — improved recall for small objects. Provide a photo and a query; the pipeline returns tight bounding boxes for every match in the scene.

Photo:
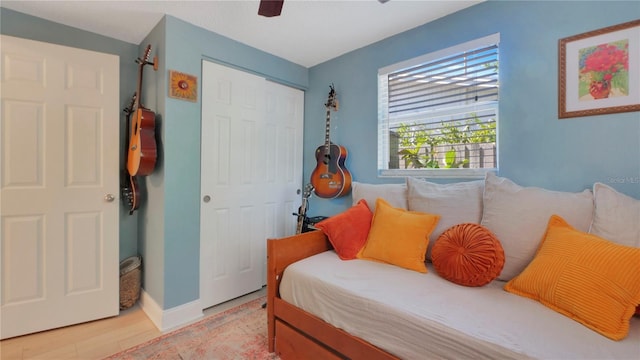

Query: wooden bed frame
[267,230,399,360]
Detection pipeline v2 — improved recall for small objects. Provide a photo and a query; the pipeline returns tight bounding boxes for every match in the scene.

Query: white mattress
[279,251,640,359]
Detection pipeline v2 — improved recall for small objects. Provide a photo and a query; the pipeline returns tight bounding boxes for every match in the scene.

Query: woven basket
[119,255,142,310]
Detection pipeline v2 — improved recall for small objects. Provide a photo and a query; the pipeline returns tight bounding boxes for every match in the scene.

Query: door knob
[104,193,115,202]
[203,195,211,203]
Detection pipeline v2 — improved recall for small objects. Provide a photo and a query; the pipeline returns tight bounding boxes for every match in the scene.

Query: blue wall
[304,0,640,218]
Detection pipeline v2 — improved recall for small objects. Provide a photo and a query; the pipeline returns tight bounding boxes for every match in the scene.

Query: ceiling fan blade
[258,0,284,17]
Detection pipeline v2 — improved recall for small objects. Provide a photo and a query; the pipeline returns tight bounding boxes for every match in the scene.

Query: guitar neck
[296,184,314,234]
[134,45,152,110]
[135,64,145,110]
[323,109,331,154]
[135,78,142,111]
[295,197,309,234]
[323,85,337,155]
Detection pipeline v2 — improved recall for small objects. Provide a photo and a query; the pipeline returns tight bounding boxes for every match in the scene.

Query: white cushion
[590,182,640,248]
[352,182,407,213]
[481,173,594,281]
[406,177,484,260]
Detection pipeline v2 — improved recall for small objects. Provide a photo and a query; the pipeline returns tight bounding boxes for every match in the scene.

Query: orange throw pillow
[357,198,440,273]
[315,199,373,260]
[505,215,640,340]
[432,223,505,287]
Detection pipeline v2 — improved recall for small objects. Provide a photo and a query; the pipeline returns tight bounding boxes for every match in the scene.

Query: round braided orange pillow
[432,223,505,287]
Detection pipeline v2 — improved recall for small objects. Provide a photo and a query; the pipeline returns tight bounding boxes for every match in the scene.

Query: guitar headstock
[325,84,339,111]
[144,45,151,62]
[136,45,151,64]
[135,45,157,70]
[303,183,314,199]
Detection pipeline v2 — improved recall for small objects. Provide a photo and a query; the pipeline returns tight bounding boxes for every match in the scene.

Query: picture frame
[169,70,198,102]
[558,19,640,118]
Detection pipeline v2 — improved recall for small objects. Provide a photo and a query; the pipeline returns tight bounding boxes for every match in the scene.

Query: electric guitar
[121,94,141,215]
[310,85,352,198]
[294,183,314,234]
[127,45,158,177]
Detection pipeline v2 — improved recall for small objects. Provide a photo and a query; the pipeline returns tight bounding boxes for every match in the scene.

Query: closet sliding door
[200,60,303,309]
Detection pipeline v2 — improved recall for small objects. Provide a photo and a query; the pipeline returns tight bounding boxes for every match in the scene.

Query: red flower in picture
[579,40,629,99]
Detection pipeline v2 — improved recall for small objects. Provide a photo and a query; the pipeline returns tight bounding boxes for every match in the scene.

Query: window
[378,33,499,178]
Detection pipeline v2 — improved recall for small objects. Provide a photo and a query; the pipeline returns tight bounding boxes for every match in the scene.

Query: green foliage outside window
[396,114,496,169]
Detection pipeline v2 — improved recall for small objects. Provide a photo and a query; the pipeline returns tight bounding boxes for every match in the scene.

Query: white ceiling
[1,0,481,67]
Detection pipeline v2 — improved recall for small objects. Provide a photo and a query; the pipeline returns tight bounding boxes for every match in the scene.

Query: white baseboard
[139,288,204,332]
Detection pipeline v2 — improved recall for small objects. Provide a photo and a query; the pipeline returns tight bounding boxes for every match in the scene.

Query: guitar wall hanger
[135,55,159,71]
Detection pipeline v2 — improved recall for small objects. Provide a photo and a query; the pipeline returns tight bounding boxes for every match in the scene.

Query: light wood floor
[1,288,266,360]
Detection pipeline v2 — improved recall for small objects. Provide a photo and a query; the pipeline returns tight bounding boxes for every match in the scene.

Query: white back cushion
[352,182,407,213]
[481,173,594,281]
[406,177,484,260]
[590,182,640,248]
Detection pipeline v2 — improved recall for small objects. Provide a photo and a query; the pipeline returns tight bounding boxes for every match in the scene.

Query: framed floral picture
[169,70,198,102]
[559,19,640,118]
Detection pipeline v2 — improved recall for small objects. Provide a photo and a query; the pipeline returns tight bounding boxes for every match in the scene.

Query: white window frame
[378,33,500,178]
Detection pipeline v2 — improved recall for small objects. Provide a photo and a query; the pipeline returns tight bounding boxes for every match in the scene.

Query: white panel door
[200,61,303,309]
[0,35,120,339]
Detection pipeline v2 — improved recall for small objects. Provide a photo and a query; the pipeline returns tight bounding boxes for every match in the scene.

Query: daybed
[267,174,640,359]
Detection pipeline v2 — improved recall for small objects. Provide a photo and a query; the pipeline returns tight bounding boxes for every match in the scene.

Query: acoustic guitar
[127,45,158,177]
[121,94,141,215]
[310,85,352,198]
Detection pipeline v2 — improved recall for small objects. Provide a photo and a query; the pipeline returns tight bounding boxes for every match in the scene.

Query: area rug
[104,297,279,360]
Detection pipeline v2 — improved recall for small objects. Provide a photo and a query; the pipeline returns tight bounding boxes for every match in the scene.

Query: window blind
[387,43,498,115]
